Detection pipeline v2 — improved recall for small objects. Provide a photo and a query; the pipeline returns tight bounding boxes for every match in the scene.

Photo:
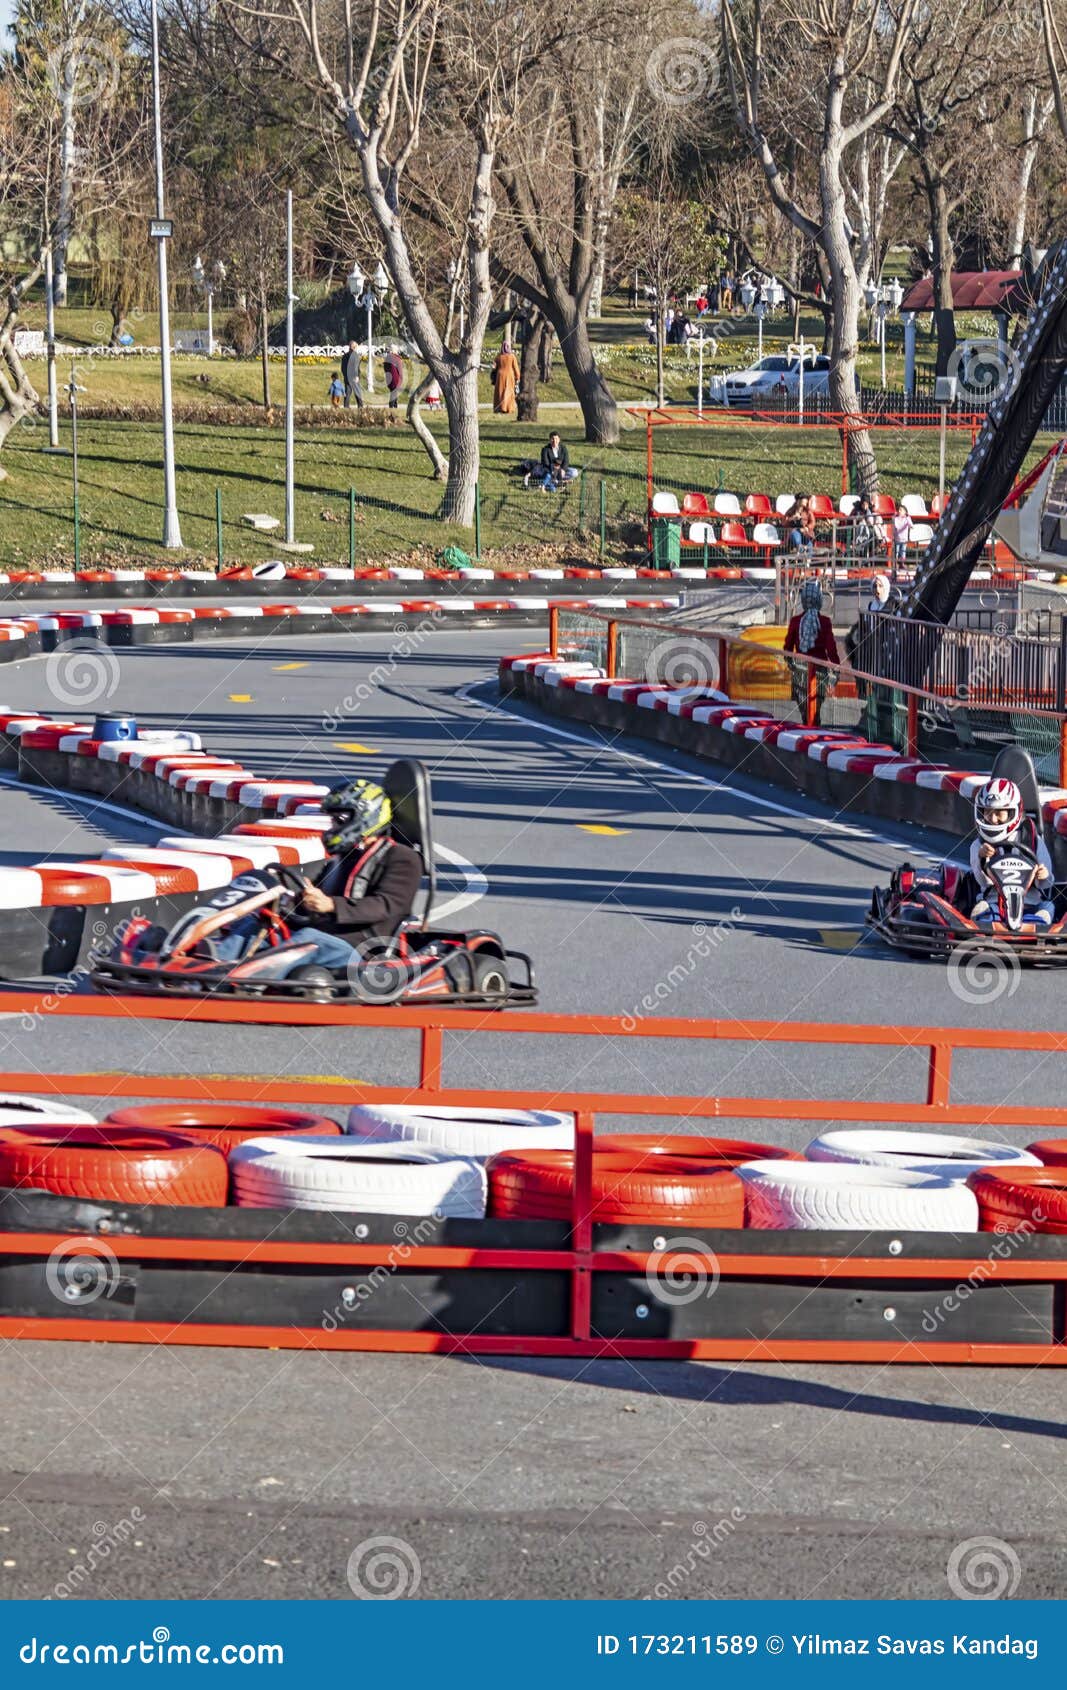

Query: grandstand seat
[651,490,680,515]
[809,494,836,520]
[900,493,929,518]
[713,493,743,516]
[684,520,716,546]
[682,492,712,517]
[930,492,950,517]
[744,493,773,519]
[719,520,756,551]
[839,494,860,516]
[908,522,935,548]
[752,522,781,551]
[872,493,897,517]
[775,493,797,516]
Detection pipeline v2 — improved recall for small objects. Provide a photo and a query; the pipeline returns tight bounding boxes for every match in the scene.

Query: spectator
[539,431,575,491]
[328,374,345,408]
[665,305,675,341]
[866,573,892,613]
[719,271,733,312]
[492,342,520,415]
[425,378,442,411]
[340,341,363,409]
[851,494,877,560]
[383,347,404,410]
[784,579,839,725]
[644,315,656,344]
[891,506,913,570]
[789,495,816,553]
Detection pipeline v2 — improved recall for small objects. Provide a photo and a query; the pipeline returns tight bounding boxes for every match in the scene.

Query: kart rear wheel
[472,953,509,1001]
[287,965,336,1002]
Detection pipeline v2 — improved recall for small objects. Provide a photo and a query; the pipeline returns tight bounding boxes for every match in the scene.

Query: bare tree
[722,0,920,493]
[233,0,518,527]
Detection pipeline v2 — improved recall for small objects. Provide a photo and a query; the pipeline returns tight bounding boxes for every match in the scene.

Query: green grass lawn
[0,408,1049,571]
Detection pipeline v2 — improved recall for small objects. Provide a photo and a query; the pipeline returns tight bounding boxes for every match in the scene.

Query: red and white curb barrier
[501,652,1067,837]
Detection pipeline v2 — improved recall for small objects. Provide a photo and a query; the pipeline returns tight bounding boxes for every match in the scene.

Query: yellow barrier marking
[228,693,253,703]
[818,928,863,951]
[577,823,631,836]
[274,662,307,672]
[335,742,380,754]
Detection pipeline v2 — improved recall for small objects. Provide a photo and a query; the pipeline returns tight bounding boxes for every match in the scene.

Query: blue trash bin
[93,713,138,742]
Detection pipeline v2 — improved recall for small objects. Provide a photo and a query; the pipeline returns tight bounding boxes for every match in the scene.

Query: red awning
[899,271,1022,312]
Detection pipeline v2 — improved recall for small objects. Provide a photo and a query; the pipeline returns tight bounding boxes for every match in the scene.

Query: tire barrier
[346,1104,574,1158]
[486,1149,745,1227]
[737,1160,980,1232]
[968,1166,1067,1234]
[595,1133,798,1165]
[1027,1139,1067,1167]
[804,1130,1041,1182]
[0,1123,228,1206]
[105,1104,341,1155]
[229,1137,487,1217]
[0,1093,96,1125]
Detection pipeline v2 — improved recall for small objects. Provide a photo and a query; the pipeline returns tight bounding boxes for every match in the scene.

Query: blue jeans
[278,927,360,972]
[972,900,1054,930]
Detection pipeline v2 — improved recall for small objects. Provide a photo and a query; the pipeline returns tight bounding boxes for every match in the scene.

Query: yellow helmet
[321,779,391,851]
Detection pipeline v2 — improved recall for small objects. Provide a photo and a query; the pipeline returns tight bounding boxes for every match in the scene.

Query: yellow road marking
[274,662,307,672]
[335,741,380,754]
[818,928,863,951]
[577,823,631,836]
[228,693,252,703]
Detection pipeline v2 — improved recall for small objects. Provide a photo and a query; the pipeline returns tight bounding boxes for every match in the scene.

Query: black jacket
[540,440,569,473]
[301,838,422,941]
[340,350,362,393]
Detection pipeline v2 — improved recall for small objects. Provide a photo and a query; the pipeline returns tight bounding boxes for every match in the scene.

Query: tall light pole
[284,189,295,546]
[42,245,60,449]
[149,0,181,547]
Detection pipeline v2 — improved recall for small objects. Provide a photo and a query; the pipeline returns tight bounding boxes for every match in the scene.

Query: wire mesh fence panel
[556,609,612,670]
[616,624,725,690]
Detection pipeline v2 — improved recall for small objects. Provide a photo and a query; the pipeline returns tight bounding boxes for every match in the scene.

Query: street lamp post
[67,361,85,569]
[284,190,295,546]
[43,245,59,449]
[347,260,388,394]
[149,0,181,548]
[192,254,225,356]
[754,299,767,361]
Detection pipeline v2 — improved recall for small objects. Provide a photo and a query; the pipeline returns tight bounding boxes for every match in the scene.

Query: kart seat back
[990,745,1050,852]
[384,758,435,931]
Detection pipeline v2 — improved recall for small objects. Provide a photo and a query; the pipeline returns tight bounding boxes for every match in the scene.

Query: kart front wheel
[472,953,509,1001]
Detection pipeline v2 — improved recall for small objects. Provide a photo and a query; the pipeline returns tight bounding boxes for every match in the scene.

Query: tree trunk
[538,325,554,383]
[655,307,665,407]
[440,365,480,524]
[517,313,548,421]
[406,371,448,480]
[820,133,878,495]
[552,297,618,443]
[0,313,40,479]
[928,179,956,378]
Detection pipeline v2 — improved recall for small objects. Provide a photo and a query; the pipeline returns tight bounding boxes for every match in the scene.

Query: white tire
[229,1135,486,1217]
[346,1103,573,1159]
[0,1094,96,1125]
[736,1160,979,1231]
[805,1130,1040,1183]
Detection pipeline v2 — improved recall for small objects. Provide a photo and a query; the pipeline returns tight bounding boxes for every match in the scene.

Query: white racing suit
[968,828,1055,928]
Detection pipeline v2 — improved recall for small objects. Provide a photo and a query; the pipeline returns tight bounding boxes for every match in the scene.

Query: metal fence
[554,606,1067,782]
[854,612,1067,710]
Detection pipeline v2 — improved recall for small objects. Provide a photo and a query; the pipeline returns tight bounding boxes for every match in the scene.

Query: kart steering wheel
[274,863,309,896]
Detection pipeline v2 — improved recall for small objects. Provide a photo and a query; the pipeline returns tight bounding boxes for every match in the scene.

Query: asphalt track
[0,626,1064,1601]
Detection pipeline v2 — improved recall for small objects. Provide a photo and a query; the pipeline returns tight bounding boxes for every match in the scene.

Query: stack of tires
[0,1097,1064,1234]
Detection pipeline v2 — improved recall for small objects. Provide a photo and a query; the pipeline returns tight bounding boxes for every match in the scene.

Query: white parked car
[708,352,834,407]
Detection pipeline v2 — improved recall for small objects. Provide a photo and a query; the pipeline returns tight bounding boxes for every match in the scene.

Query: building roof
[900,271,1022,312]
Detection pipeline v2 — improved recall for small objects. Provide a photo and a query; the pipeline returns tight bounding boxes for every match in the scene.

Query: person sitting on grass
[539,432,576,490]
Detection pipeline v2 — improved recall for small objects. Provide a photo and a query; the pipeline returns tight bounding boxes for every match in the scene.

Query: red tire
[1026,1139,1067,1168]
[596,1134,797,1166]
[967,1166,1067,1233]
[486,1150,744,1226]
[0,1124,228,1206]
[105,1104,340,1155]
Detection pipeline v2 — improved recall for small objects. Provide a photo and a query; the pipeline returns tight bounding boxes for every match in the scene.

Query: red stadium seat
[682,492,712,517]
[808,495,835,520]
[873,493,897,518]
[719,521,756,551]
[744,494,773,519]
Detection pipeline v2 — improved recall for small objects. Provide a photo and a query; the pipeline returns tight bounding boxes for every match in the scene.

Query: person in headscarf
[783,578,840,725]
[492,342,520,414]
[866,573,892,613]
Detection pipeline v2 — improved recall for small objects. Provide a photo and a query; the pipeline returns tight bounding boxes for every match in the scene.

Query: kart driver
[285,778,422,971]
[969,777,1055,929]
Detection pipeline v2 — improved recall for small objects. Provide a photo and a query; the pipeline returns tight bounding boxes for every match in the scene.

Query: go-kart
[867,746,1067,962]
[91,759,537,1007]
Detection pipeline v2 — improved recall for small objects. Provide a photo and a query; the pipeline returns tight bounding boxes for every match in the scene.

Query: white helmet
[974,778,1023,845]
